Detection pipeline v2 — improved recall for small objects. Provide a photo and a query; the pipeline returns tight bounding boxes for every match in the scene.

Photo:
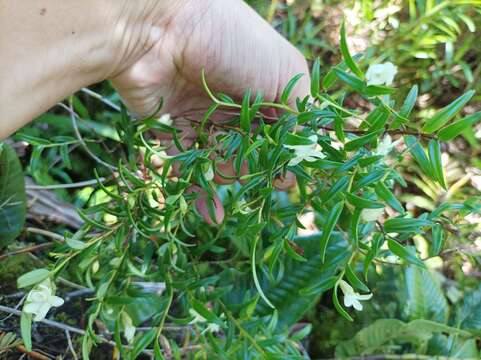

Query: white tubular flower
[23,279,64,321]
[204,163,214,181]
[122,312,136,343]
[366,62,398,86]
[188,308,207,324]
[188,309,222,334]
[205,323,221,334]
[339,280,372,311]
[284,135,325,166]
[361,208,384,222]
[157,113,173,126]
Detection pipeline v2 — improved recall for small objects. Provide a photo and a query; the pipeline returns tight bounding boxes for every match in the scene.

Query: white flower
[339,280,372,311]
[204,163,214,181]
[361,208,384,222]
[122,312,136,343]
[23,279,64,321]
[157,114,173,126]
[188,309,222,334]
[188,308,207,324]
[373,135,401,156]
[205,323,221,333]
[284,135,325,166]
[366,62,398,86]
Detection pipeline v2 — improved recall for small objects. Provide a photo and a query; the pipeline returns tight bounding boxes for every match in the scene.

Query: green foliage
[0,143,26,247]
[4,2,481,358]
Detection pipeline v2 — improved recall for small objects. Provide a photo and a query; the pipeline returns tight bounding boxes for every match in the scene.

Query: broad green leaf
[0,143,26,247]
[336,318,470,357]
[17,269,50,288]
[320,202,344,262]
[457,284,481,334]
[438,111,481,141]
[344,130,383,152]
[299,276,337,296]
[255,234,350,327]
[387,239,426,268]
[422,90,474,133]
[340,22,363,78]
[404,266,448,323]
[310,58,321,97]
[428,140,447,189]
[281,73,304,104]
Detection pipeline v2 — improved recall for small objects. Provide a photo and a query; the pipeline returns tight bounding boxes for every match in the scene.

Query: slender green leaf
[320,202,344,262]
[281,73,304,104]
[310,58,321,97]
[428,140,447,189]
[345,130,383,152]
[340,22,363,78]
[438,111,481,141]
[346,193,383,209]
[422,90,474,133]
[387,239,426,268]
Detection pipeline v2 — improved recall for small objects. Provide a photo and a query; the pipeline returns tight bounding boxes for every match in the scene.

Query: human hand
[109,0,309,223]
[110,0,310,131]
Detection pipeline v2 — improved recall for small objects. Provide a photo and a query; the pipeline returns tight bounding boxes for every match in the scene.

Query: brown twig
[0,242,53,261]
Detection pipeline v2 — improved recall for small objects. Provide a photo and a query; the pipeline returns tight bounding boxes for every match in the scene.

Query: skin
[0,0,310,223]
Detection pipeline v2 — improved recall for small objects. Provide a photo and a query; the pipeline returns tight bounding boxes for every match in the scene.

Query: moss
[0,254,36,293]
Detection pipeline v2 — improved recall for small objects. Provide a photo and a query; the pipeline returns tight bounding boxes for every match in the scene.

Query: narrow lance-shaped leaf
[323,54,363,90]
[404,135,434,179]
[310,58,321,98]
[387,239,426,268]
[345,265,370,292]
[428,139,447,189]
[334,69,365,92]
[384,217,432,233]
[281,73,304,104]
[430,223,444,257]
[340,22,363,78]
[391,85,418,129]
[320,201,344,262]
[333,281,354,321]
[240,89,252,132]
[345,130,383,152]
[422,90,474,133]
[438,111,481,141]
[375,182,404,213]
[346,192,384,209]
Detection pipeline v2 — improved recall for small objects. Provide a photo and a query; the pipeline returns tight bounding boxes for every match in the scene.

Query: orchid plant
[13,23,481,359]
